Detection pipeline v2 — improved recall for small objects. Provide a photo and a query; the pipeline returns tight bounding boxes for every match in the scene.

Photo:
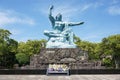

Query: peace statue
[44,5,84,48]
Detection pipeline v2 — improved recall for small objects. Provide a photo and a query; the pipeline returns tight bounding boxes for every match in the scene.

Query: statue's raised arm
[49,5,55,27]
[49,5,53,16]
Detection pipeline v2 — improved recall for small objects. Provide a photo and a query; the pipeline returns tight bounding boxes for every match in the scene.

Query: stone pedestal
[30,48,101,69]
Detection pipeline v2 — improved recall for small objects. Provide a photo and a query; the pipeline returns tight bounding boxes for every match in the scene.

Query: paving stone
[0,75,120,80]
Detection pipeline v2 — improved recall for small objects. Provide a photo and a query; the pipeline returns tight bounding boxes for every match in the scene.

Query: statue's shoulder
[55,21,66,24]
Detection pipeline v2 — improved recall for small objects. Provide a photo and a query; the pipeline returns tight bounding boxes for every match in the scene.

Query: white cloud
[81,4,92,12]
[108,6,120,15]
[0,10,35,26]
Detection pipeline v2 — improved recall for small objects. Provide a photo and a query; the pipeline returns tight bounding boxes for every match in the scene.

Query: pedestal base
[30,48,101,69]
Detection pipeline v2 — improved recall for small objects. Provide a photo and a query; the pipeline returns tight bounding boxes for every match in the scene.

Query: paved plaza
[0,75,120,80]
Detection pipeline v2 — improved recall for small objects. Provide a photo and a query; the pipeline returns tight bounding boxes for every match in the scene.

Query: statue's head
[55,13,62,21]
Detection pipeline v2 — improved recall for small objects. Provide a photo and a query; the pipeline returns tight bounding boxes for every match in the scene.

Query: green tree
[0,29,11,55]
[16,39,47,66]
[0,29,18,68]
[100,34,120,68]
[17,39,46,56]
[16,53,29,65]
[75,38,99,60]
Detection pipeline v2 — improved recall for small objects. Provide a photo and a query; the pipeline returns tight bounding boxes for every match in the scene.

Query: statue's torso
[54,21,65,32]
[45,20,76,48]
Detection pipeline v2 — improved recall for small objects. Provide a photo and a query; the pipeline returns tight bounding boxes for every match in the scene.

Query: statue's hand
[50,5,54,10]
[79,22,84,24]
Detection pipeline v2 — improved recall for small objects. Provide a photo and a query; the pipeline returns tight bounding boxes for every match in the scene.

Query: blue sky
[0,0,120,42]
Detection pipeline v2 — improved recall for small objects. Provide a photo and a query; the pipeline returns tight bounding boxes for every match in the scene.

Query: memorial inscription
[46,51,55,54]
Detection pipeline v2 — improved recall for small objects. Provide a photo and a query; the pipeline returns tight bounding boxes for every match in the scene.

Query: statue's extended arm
[68,22,84,26]
[49,5,55,27]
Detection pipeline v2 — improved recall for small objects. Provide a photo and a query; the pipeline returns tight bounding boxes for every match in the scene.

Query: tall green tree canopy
[0,29,18,68]
[100,34,120,68]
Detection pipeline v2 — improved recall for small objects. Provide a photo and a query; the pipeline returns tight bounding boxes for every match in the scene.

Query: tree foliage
[74,36,99,60]
[100,34,120,68]
[16,53,29,65]
[16,39,47,66]
[0,29,18,68]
